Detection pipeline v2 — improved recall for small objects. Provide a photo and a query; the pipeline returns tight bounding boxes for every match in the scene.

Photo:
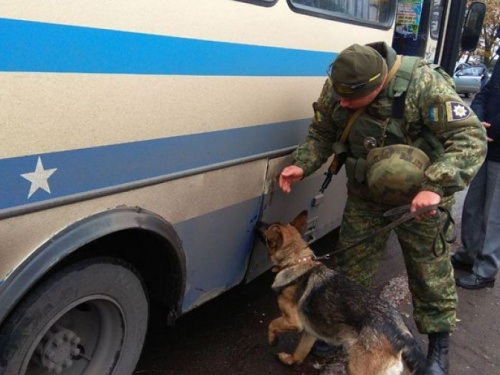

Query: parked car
[453,63,489,97]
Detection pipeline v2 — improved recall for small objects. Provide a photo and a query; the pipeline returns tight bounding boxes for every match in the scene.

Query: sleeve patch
[429,107,439,122]
[445,101,471,122]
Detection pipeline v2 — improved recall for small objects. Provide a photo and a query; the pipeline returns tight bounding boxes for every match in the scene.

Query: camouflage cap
[330,44,388,99]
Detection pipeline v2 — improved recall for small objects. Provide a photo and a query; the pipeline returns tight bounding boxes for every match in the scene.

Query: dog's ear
[290,210,308,235]
[266,226,283,249]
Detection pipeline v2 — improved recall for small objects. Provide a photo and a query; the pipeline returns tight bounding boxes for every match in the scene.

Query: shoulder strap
[391,56,420,119]
[392,56,420,94]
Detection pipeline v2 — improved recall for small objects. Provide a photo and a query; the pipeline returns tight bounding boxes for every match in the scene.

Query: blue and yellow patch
[429,107,439,122]
[445,101,471,122]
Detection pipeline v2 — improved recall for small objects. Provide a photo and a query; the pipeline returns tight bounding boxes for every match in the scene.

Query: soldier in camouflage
[279,42,487,375]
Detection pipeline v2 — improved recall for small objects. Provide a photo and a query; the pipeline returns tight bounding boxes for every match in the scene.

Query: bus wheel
[0,257,148,375]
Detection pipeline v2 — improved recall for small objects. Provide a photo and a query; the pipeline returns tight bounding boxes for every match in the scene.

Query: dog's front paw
[268,333,279,346]
[277,352,296,365]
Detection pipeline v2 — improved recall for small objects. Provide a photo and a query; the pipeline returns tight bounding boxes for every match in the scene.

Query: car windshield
[458,67,484,76]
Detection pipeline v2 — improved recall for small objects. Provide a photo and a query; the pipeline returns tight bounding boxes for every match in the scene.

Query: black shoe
[426,332,449,375]
[450,255,472,272]
[312,340,340,358]
[456,273,495,289]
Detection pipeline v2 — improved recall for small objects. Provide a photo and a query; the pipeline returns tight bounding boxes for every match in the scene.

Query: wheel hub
[37,325,81,373]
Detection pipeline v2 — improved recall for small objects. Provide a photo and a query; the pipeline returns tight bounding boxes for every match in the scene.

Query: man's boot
[426,332,449,374]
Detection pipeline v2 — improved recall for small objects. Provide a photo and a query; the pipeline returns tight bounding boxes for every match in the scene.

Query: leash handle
[432,206,456,257]
[314,203,442,261]
[387,205,456,257]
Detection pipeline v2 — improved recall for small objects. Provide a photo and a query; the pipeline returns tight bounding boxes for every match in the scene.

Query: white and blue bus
[0,1,484,374]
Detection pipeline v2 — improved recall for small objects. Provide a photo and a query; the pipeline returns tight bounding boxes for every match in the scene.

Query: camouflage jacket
[293,42,487,198]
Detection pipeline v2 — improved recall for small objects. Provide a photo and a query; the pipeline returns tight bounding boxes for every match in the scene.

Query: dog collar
[295,255,314,264]
[274,255,315,272]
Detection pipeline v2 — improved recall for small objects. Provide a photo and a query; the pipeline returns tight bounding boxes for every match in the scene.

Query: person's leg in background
[456,160,500,289]
[451,163,486,271]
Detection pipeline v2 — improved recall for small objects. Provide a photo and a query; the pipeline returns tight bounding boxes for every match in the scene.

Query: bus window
[392,0,432,59]
[288,0,395,27]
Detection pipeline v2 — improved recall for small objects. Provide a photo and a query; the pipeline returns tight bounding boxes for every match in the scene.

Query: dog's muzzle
[255,221,270,244]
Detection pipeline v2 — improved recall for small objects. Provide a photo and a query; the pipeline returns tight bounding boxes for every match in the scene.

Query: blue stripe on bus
[0,120,309,211]
[0,18,336,76]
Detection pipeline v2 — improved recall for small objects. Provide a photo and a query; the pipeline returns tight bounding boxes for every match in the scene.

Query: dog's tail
[401,334,427,375]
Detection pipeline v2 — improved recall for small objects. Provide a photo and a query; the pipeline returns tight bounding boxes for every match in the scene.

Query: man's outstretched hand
[279,165,304,193]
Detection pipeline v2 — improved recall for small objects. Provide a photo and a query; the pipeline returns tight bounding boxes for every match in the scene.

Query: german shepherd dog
[257,211,426,375]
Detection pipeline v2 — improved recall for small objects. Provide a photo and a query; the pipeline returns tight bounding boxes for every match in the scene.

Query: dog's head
[256,210,310,266]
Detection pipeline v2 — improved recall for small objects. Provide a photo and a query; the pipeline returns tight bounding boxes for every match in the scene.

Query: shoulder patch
[429,107,439,122]
[445,101,471,122]
[315,110,325,122]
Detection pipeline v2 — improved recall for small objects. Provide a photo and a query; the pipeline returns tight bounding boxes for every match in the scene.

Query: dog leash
[313,204,455,261]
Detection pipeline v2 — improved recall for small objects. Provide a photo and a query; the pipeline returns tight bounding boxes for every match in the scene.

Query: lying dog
[257,211,426,375]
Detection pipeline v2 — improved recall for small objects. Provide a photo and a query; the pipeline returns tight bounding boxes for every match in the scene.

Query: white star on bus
[21,157,58,199]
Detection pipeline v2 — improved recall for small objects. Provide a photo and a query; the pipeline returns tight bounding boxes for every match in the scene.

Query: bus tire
[0,257,148,375]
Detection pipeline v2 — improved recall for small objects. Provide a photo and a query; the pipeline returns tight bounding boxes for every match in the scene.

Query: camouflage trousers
[330,194,457,334]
